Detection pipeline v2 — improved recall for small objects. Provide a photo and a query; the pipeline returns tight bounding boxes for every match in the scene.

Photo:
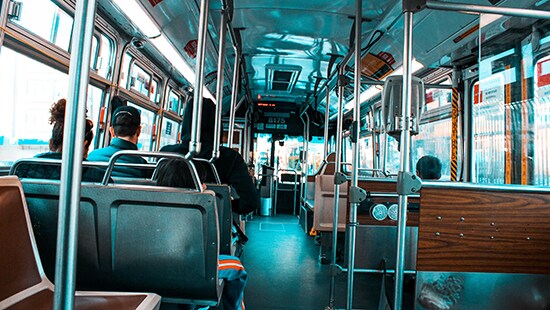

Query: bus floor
[239,214,415,310]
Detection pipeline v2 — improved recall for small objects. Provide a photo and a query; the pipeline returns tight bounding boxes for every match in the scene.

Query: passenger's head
[416,155,442,180]
[48,99,94,159]
[110,106,141,143]
[156,158,206,190]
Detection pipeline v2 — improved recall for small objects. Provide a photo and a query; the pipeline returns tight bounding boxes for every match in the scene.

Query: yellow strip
[521,61,528,185]
[505,65,512,184]
[451,87,459,182]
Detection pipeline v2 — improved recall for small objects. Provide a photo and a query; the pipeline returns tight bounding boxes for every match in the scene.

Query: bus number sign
[268,117,286,124]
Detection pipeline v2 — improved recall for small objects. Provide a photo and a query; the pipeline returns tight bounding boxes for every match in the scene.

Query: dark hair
[112,106,140,137]
[156,158,204,189]
[416,155,442,180]
[181,98,216,146]
[48,99,94,152]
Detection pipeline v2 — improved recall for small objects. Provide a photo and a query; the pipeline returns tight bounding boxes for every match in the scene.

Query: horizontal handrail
[102,150,202,191]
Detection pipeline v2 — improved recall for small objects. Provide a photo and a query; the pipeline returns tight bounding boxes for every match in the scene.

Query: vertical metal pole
[212,9,228,161]
[228,50,240,149]
[346,0,362,307]
[324,85,331,159]
[370,111,379,174]
[53,0,97,309]
[393,10,414,310]
[382,130,388,174]
[187,0,210,158]
[328,66,345,309]
[244,109,251,163]
[301,112,310,214]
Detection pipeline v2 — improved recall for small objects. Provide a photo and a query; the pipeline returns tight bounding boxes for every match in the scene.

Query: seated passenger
[156,158,247,310]
[160,98,260,215]
[87,106,149,178]
[15,99,103,181]
[416,155,442,180]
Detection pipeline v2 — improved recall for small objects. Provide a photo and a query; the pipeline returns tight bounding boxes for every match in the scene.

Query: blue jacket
[87,138,148,178]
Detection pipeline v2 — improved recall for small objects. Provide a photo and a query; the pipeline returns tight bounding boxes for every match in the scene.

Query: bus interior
[1,0,550,309]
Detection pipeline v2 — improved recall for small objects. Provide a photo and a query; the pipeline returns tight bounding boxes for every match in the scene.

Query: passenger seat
[0,176,161,309]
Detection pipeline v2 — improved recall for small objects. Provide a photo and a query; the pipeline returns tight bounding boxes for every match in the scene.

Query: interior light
[150,36,215,102]
[112,0,216,103]
[388,59,424,77]
[112,0,160,38]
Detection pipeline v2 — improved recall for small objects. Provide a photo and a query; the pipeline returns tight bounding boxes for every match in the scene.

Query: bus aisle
[242,214,391,310]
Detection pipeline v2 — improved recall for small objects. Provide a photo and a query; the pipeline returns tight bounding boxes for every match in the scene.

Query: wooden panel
[358,179,398,192]
[358,211,419,226]
[417,186,550,274]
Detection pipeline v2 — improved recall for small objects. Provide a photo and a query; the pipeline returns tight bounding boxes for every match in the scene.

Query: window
[158,118,178,149]
[167,88,181,114]
[90,34,115,79]
[11,0,73,51]
[533,54,550,185]
[0,47,100,164]
[150,78,161,103]
[130,63,151,97]
[472,74,507,184]
[127,102,155,151]
[120,53,132,89]
[412,117,459,181]
[87,86,104,151]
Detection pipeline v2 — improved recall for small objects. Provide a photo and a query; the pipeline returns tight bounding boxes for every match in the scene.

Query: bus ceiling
[99,0,550,116]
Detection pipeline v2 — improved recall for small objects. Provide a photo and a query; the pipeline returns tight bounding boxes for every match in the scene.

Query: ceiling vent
[265,64,301,93]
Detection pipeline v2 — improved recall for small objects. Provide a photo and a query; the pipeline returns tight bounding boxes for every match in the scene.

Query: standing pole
[346,0,364,307]
[227,50,240,149]
[53,0,97,308]
[212,9,228,161]
[328,66,346,310]
[244,109,251,163]
[393,9,414,310]
[187,0,210,158]
[323,85,331,159]
[370,111,379,174]
[300,111,310,212]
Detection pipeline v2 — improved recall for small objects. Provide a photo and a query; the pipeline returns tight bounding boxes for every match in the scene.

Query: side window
[90,34,115,79]
[127,102,155,151]
[411,83,457,181]
[472,75,506,184]
[130,63,151,97]
[167,88,181,114]
[159,118,178,149]
[11,0,73,51]
[150,78,161,103]
[120,52,132,90]
[533,54,550,186]
[0,47,101,164]
[86,86,104,152]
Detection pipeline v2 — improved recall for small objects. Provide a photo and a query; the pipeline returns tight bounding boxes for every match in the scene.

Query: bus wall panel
[356,179,420,227]
[417,186,550,274]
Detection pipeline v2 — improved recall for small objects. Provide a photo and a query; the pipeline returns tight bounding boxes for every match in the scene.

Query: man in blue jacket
[88,106,149,178]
